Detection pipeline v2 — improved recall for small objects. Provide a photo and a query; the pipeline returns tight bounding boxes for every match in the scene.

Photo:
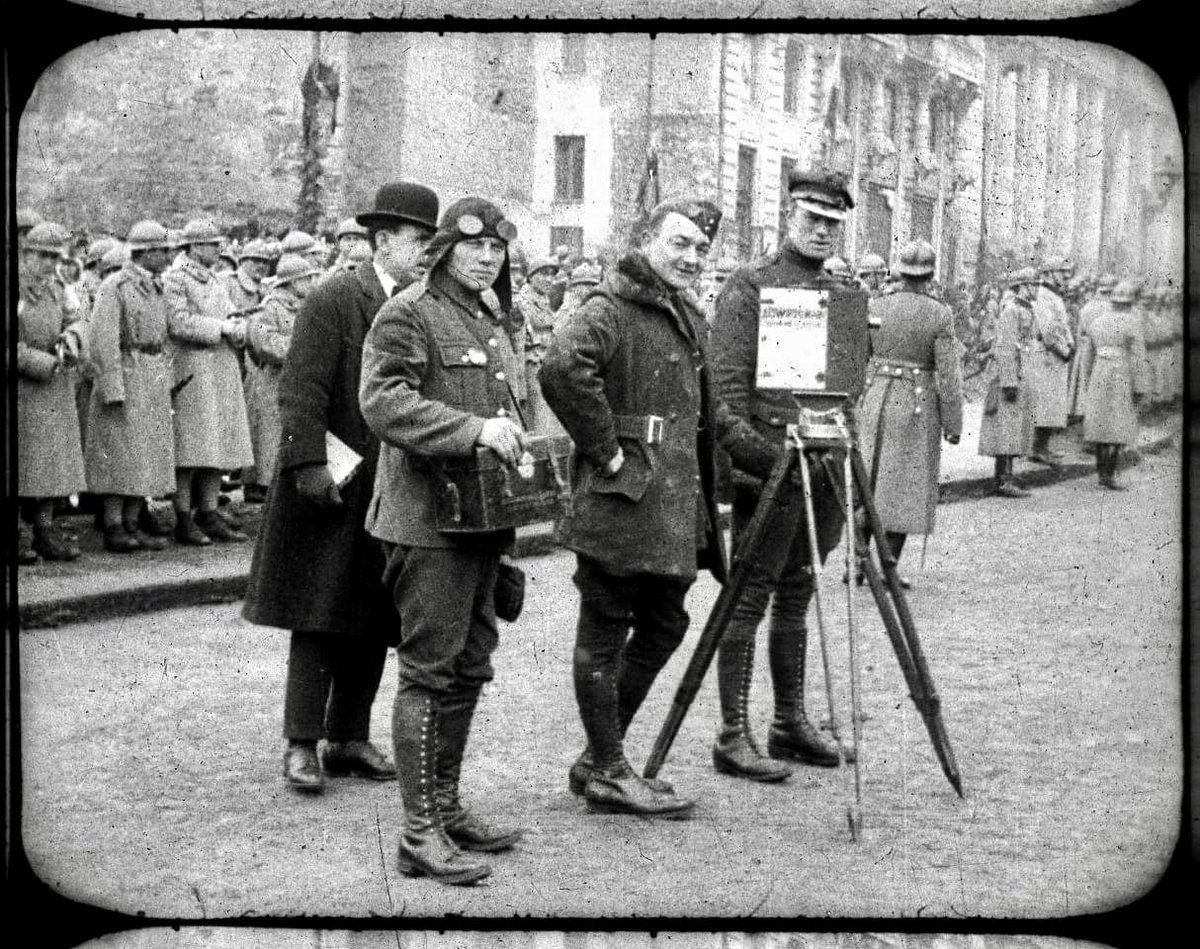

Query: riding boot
[1095,446,1108,485]
[437,686,523,852]
[712,636,791,781]
[1100,445,1126,490]
[994,456,1030,498]
[766,624,840,767]
[393,685,490,885]
[884,532,911,589]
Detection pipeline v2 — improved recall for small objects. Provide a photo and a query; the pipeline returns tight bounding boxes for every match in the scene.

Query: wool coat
[243,288,301,486]
[857,290,963,535]
[359,270,520,554]
[164,257,254,469]
[83,263,177,496]
[540,252,776,582]
[1028,287,1074,427]
[1067,294,1110,418]
[17,276,88,497]
[242,264,398,639]
[1082,307,1148,446]
[978,296,1035,457]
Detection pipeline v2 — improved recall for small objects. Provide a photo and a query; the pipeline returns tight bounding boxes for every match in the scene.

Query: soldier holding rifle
[540,198,776,818]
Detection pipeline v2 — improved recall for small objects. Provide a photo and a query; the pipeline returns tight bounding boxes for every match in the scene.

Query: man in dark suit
[242,182,440,794]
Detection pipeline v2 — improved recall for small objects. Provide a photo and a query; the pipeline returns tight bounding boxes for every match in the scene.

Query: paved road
[19,452,1181,920]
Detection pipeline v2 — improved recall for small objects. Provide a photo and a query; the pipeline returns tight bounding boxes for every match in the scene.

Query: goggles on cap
[456,213,518,242]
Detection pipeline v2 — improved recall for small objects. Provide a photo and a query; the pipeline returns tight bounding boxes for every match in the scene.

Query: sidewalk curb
[17,430,1177,630]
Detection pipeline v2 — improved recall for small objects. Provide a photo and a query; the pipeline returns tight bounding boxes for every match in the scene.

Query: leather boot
[103,523,142,553]
[568,745,676,796]
[195,509,248,542]
[712,636,791,782]
[994,457,1031,498]
[18,520,39,565]
[394,686,490,885]
[283,740,324,792]
[175,511,213,546]
[123,520,168,551]
[33,523,81,561]
[138,501,174,537]
[766,626,840,767]
[437,686,523,852]
[1100,445,1126,490]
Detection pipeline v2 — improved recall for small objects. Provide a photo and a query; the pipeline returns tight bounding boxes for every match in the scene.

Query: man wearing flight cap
[244,182,439,797]
[707,166,865,783]
[540,198,778,818]
[360,196,529,885]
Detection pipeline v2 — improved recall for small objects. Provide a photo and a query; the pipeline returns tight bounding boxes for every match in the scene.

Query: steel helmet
[126,220,171,251]
[894,240,936,277]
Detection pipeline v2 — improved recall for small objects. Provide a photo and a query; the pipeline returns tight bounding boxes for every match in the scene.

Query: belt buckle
[645,415,664,445]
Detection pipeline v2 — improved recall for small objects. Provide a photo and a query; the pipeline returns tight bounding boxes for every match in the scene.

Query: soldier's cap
[823,255,851,275]
[787,167,854,220]
[528,256,560,277]
[280,230,316,254]
[856,252,888,275]
[126,220,171,251]
[430,197,518,252]
[1007,266,1040,288]
[17,207,44,231]
[1109,280,1138,304]
[100,243,131,272]
[644,198,722,242]
[181,219,224,245]
[271,253,322,287]
[1039,255,1073,274]
[894,239,936,277]
[569,262,603,287]
[23,222,72,256]
[336,217,370,240]
[85,237,119,265]
[239,238,274,262]
[356,182,440,233]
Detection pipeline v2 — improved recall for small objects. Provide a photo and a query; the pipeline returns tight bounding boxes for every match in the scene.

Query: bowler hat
[355,182,440,232]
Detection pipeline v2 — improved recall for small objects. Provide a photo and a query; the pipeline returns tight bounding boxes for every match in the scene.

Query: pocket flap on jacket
[589,439,654,503]
[438,343,486,368]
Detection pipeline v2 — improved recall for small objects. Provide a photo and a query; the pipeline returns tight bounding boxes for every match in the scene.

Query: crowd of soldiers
[14,169,1183,889]
[13,206,603,564]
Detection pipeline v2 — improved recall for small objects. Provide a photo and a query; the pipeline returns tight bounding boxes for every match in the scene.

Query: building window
[838,67,853,130]
[554,135,586,202]
[783,40,802,114]
[864,183,894,261]
[549,226,584,259]
[561,34,587,74]
[744,35,764,103]
[735,145,757,260]
[779,155,797,239]
[928,98,942,151]
[911,195,935,243]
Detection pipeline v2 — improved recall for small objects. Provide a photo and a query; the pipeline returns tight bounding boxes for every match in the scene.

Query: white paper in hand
[325,431,363,490]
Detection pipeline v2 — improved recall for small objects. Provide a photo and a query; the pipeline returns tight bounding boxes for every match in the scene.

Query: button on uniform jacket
[359,271,520,553]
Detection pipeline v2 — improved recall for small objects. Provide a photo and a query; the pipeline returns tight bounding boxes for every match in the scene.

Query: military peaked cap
[787,167,855,220]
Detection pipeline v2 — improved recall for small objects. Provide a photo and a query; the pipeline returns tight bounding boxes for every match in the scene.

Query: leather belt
[122,342,163,355]
[612,413,665,446]
[870,360,931,381]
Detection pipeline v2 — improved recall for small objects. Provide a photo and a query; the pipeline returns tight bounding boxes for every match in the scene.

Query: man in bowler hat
[243,182,440,793]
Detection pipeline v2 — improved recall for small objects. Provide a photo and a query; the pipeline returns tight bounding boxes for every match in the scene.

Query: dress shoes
[283,742,325,792]
[124,526,168,551]
[767,715,842,767]
[712,728,792,782]
[1027,451,1062,468]
[175,512,213,546]
[568,746,674,796]
[321,740,397,780]
[583,760,695,818]
[138,504,174,537]
[33,526,81,561]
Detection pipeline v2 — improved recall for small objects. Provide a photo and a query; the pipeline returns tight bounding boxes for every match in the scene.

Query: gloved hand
[1002,386,1019,403]
[221,316,248,348]
[476,417,527,466]
[945,434,961,445]
[600,447,625,477]
[292,463,342,507]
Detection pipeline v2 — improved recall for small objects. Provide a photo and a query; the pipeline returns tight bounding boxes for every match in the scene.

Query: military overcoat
[540,252,776,582]
[163,257,254,469]
[242,264,397,638]
[243,288,301,485]
[978,296,1035,457]
[359,271,519,554]
[857,290,963,535]
[1081,308,1148,446]
[1067,294,1110,418]
[17,277,88,497]
[1028,287,1074,427]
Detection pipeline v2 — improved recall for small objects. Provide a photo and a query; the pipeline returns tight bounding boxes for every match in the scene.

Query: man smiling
[540,198,776,818]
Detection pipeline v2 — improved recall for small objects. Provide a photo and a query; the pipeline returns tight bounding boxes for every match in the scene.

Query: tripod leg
[792,438,844,760]
[841,448,865,841]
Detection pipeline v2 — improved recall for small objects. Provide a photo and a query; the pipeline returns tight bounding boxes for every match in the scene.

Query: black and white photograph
[9,16,1188,945]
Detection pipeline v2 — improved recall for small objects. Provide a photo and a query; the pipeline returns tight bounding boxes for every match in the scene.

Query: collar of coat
[609,251,704,343]
[428,268,504,323]
[179,256,212,283]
